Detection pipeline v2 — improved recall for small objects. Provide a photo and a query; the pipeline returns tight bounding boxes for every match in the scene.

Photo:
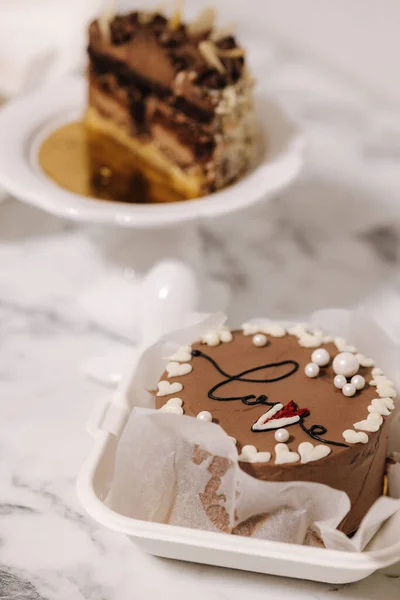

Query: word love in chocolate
[191,349,349,448]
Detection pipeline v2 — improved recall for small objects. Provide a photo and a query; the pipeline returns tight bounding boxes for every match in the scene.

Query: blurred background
[2,3,400,597]
[1,0,400,102]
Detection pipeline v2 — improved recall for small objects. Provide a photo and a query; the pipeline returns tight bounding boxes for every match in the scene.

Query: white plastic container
[77,394,400,584]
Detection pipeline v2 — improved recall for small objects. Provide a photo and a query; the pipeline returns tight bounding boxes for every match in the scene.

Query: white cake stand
[0,75,305,383]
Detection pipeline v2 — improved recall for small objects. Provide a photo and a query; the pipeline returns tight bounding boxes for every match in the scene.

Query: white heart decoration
[370,375,393,387]
[242,323,260,336]
[354,412,383,432]
[274,443,300,465]
[334,338,357,353]
[372,368,383,377]
[201,327,233,346]
[166,362,193,378]
[201,331,220,346]
[157,381,183,397]
[242,321,286,338]
[266,324,286,337]
[368,397,395,416]
[356,353,375,367]
[298,333,324,348]
[159,398,184,415]
[252,452,271,463]
[165,397,183,408]
[342,430,369,444]
[167,345,192,362]
[219,328,233,343]
[298,442,331,464]
[288,324,308,337]
[377,386,396,399]
[238,445,271,463]
[239,444,257,458]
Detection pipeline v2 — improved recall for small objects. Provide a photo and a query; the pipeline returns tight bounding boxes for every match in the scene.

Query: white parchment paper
[106,309,400,552]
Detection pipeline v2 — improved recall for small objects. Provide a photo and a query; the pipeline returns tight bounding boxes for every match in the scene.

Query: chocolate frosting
[88,10,240,163]
[156,331,391,534]
[88,11,245,102]
[90,12,244,88]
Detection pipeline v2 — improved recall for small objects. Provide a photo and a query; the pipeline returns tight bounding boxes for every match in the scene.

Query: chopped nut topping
[175,71,186,85]
[169,0,183,31]
[174,71,187,94]
[138,4,167,25]
[217,48,245,58]
[187,7,216,36]
[199,40,225,73]
[138,11,154,25]
[99,166,112,179]
[98,0,117,40]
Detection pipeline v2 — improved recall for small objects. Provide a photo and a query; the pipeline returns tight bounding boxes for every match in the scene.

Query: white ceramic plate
[0,75,305,229]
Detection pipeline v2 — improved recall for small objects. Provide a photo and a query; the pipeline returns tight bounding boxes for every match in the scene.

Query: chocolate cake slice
[86,7,256,199]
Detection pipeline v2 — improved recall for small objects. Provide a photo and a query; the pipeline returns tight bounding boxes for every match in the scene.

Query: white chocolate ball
[311,348,330,367]
[305,362,320,378]
[342,383,356,397]
[197,410,212,422]
[274,428,290,443]
[252,333,267,347]
[351,375,365,390]
[334,374,347,389]
[332,352,359,377]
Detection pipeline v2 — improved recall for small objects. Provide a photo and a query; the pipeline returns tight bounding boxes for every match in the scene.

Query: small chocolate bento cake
[156,321,394,534]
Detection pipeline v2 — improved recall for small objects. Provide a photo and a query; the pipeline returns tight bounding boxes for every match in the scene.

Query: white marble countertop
[1,42,400,599]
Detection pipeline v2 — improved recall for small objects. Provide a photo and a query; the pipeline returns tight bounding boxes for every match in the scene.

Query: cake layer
[156,326,394,534]
[87,74,254,193]
[89,74,217,165]
[87,9,255,196]
[86,106,205,198]
[89,13,245,95]
[88,48,216,124]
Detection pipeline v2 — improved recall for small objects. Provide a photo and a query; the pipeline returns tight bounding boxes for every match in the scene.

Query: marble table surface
[2,44,400,599]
